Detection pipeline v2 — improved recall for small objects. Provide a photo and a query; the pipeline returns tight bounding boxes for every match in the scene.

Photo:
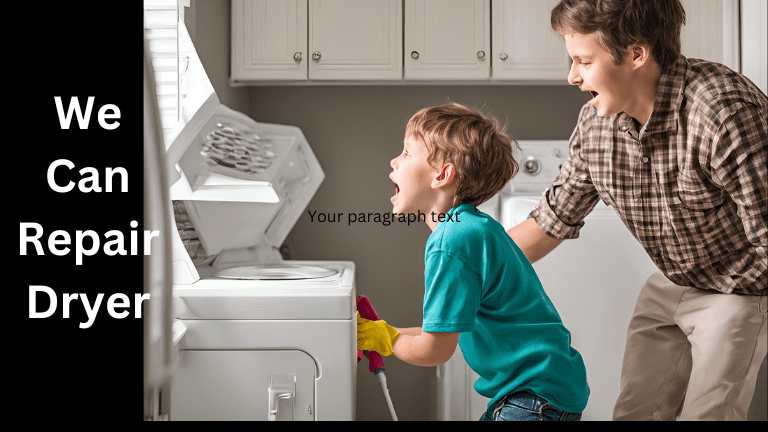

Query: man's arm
[507,218,565,264]
[391,330,459,367]
[712,103,767,251]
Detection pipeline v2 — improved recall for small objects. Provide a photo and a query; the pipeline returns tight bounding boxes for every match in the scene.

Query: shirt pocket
[676,172,725,211]
[661,175,726,268]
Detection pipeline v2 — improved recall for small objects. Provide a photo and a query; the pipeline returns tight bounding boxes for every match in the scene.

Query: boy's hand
[357,312,401,356]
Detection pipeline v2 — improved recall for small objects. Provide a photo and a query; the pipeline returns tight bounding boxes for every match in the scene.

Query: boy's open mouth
[391,181,400,205]
[390,174,399,195]
[590,91,599,98]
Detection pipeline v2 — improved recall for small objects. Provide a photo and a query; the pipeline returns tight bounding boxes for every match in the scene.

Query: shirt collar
[449,202,477,215]
[621,55,688,135]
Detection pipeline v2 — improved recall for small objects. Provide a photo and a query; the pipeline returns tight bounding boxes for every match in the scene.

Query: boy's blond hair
[405,103,518,208]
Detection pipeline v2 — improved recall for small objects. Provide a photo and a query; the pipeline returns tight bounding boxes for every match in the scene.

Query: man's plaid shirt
[532,55,767,295]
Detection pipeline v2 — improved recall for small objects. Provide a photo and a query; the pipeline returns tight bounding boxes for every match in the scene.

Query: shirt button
[620,125,628,132]
[642,156,649,163]
[757,246,766,255]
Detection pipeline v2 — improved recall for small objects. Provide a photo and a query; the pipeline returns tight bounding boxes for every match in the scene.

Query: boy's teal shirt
[422,203,590,413]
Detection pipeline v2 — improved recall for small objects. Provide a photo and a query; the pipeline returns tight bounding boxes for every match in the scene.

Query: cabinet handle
[499,52,508,61]
[312,51,321,61]
[294,52,302,62]
[411,51,419,59]
[477,51,485,59]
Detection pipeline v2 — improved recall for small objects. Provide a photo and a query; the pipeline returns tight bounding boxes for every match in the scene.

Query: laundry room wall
[185,0,589,421]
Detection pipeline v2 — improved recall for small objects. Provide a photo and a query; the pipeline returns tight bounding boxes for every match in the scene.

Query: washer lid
[500,195,617,231]
[211,264,338,280]
[173,261,356,320]
[500,196,541,229]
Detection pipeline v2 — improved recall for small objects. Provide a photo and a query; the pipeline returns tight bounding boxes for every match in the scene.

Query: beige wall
[187,0,589,421]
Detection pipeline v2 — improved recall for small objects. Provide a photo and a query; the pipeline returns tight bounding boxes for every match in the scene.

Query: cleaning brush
[357,296,398,421]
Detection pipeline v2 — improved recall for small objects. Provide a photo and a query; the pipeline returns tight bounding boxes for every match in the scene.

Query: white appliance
[160,23,356,421]
[437,140,768,421]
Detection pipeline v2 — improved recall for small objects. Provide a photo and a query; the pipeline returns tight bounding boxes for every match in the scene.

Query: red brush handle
[357,296,385,373]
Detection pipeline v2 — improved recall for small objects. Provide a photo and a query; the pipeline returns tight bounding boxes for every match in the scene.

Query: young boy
[357,103,590,421]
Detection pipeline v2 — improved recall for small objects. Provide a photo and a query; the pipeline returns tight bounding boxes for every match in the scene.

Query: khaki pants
[613,272,767,421]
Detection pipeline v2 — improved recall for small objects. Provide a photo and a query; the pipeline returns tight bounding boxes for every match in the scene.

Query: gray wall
[187,0,589,421]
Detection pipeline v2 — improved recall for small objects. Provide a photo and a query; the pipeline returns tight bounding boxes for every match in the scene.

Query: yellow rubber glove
[357,312,401,356]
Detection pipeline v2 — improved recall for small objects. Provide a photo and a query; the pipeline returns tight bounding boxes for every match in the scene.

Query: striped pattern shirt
[531,55,767,295]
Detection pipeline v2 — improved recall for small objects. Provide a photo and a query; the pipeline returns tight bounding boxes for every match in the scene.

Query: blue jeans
[479,391,582,421]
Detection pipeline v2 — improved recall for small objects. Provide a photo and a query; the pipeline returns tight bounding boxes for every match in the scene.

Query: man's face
[564,32,635,118]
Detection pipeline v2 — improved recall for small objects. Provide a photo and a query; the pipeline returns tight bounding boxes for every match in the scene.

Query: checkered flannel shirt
[532,55,767,295]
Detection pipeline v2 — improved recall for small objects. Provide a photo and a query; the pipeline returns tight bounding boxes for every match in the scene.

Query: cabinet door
[680,0,740,72]
[491,0,570,81]
[231,0,308,81]
[404,0,490,80]
[309,0,402,80]
[171,350,316,421]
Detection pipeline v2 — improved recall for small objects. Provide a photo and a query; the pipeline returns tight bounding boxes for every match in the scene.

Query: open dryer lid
[169,104,323,240]
[168,104,325,283]
[165,24,324,284]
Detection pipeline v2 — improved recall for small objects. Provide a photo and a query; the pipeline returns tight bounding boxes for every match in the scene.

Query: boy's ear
[432,164,456,188]
[630,44,651,70]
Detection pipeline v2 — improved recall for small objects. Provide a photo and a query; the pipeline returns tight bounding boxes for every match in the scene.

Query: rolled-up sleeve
[531,104,601,239]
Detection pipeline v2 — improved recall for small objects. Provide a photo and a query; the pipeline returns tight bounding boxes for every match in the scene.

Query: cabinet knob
[499,52,508,61]
[312,51,321,61]
[294,52,302,62]
[411,51,419,59]
[477,51,485,59]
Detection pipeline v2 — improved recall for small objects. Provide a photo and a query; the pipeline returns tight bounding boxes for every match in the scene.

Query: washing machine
[437,140,766,421]
[164,99,357,421]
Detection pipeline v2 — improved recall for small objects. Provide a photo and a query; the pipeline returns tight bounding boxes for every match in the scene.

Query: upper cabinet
[309,0,402,80]
[231,0,750,85]
[491,0,569,81]
[231,0,308,81]
[404,0,490,80]
[232,0,400,81]
[231,0,562,83]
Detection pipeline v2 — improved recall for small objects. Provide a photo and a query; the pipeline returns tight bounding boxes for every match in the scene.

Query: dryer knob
[524,157,541,176]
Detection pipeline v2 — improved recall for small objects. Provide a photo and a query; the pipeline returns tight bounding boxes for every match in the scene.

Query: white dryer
[165,99,356,421]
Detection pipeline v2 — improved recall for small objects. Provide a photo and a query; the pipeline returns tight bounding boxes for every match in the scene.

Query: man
[508,0,767,421]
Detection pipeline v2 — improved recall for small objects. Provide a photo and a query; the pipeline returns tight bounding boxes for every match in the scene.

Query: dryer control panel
[510,140,569,194]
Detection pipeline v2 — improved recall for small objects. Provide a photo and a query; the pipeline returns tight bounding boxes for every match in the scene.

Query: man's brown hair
[405,103,518,208]
[551,0,686,70]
